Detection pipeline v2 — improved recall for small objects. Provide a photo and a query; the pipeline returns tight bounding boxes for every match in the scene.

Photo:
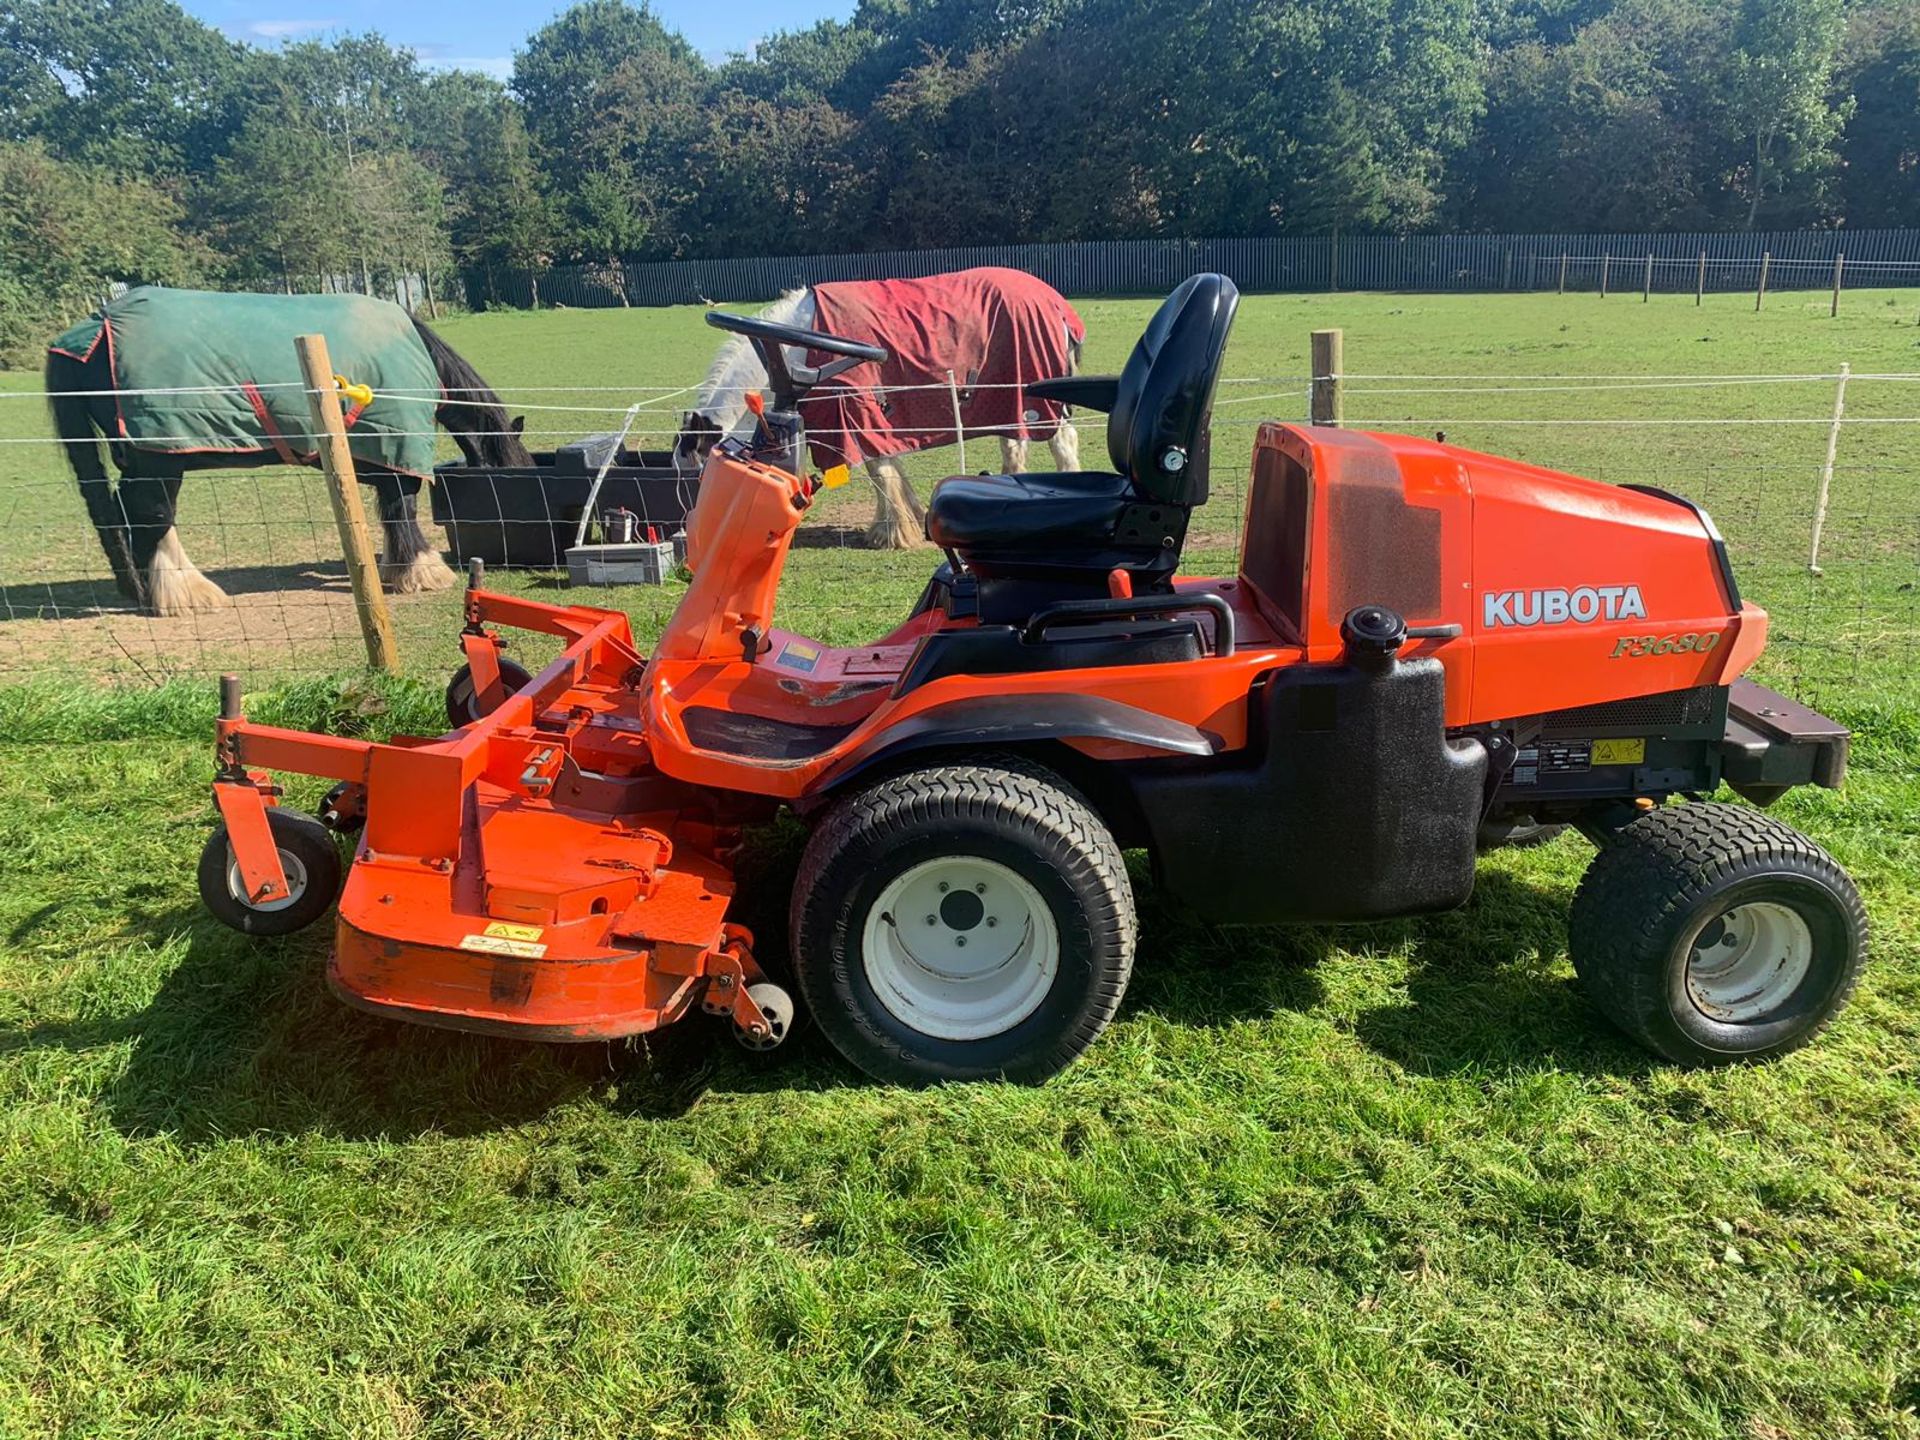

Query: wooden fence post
[1558,253,1568,294]
[1809,363,1850,575]
[1503,247,1513,290]
[1830,253,1845,317]
[1696,252,1707,306]
[945,368,968,473]
[1643,252,1653,302]
[1755,253,1771,311]
[1600,253,1611,298]
[1310,329,1343,428]
[295,333,398,672]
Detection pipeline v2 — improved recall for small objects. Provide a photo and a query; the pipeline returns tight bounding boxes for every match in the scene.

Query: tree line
[3,0,1917,361]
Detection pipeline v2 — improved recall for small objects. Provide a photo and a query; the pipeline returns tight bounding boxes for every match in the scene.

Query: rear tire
[1568,802,1866,1064]
[790,760,1135,1085]
[198,808,342,937]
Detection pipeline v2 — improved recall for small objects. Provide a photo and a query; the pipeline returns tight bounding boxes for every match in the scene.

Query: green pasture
[0,291,1916,1437]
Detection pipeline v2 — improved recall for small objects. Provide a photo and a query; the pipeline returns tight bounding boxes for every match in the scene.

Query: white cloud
[245,18,337,38]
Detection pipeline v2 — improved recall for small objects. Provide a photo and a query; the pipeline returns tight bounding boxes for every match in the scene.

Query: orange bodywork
[212,423,1765,1040]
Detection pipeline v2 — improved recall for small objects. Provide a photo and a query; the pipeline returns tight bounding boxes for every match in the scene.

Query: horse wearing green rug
[46,287,532,616]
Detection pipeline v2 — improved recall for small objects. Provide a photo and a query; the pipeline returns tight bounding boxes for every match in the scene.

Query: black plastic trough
[431,433,693,568]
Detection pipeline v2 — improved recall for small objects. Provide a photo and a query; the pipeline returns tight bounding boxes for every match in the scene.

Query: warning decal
[460,933,548,960]
[777,640,821,673]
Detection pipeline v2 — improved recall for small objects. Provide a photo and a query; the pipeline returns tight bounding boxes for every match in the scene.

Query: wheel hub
[863,856,1059,1041]
[226,846,309,913]
[1684,899,1814,1023]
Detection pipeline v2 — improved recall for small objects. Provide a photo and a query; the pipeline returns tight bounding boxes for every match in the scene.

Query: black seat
[926,273,1240,615]
[923,471,1135,551]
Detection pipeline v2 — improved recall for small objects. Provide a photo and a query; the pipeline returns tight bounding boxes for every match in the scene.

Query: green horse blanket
[50,286,442,479]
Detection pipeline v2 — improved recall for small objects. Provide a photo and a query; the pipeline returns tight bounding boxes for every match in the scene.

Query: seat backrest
[1107,273,1240,506]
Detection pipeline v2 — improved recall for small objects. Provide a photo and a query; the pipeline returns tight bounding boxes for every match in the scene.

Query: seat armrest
[1026,375,1121,412]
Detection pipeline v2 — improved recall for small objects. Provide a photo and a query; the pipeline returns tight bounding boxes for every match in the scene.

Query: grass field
[0,291,1917,1437]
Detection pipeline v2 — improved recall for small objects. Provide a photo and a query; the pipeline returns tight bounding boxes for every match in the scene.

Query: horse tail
[46,347,143,600]
[45,351,106,487]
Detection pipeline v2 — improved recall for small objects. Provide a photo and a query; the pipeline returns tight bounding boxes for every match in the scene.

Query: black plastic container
[431,433,694,568]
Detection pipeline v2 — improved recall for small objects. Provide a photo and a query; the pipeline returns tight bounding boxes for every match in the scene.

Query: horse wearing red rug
[678,268,1085,548]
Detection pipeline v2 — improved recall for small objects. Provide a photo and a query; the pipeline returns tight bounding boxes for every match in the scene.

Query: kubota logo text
[1483,585,1647,628]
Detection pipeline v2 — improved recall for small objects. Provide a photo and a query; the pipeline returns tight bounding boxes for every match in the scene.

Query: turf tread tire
[1568,801,1866,1064]
[790,757,1134,1085]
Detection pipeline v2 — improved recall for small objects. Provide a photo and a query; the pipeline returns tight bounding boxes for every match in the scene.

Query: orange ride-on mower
[199,276,1867,1083]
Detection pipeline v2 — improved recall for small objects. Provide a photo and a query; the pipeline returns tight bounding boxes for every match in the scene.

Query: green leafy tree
[210,108,350,289]
[0,0,244,174]
[1455,0,1730,231]
[677,92,863,256]
[513,3,705,185]
[1834,2,1920,228]
[445,97,554,304]
[1719,0,1852,228]
[0,138,209,362]
[346,149,453,302]
[568,166,651,300]
[717,20,882,106]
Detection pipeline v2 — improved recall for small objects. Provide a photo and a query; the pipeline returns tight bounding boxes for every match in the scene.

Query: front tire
[1568,802,1866,1064]
[790,760,1135,1085]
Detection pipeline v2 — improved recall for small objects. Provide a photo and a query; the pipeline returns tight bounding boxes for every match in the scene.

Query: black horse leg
[83,472,143,605]
[120,471,175,585]
[371,471,451,592]
[46,373,141,602]
[372,472,420,579]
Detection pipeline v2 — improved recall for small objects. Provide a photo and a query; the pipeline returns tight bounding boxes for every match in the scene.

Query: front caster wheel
[198,808,342,937]
[791,760,1135,1085]
[445,657,533,728]
[1568,802,1867,1064]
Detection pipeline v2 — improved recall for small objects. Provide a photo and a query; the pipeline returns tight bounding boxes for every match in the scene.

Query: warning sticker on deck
[460,933,548,960]
[483,921,544,942]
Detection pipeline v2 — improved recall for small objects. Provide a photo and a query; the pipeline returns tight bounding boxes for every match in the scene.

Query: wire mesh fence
[1,324,1915,717]
[465,229,1920,309]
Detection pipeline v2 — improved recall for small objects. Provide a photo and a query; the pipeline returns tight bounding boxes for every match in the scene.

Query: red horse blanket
[802,268,1085,468]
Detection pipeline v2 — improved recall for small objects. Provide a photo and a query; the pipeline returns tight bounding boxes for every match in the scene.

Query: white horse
[675,280,1084,549]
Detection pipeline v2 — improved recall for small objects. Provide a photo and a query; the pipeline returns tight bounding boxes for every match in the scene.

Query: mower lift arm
[1026,375,1121,412]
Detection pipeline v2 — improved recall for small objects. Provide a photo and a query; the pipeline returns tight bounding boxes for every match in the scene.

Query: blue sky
[178,0,854,76]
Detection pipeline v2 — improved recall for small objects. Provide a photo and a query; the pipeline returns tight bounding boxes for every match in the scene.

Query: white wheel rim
[861,857,1060,1042]
[1684,899,1815,1023]
[226,846,309,914]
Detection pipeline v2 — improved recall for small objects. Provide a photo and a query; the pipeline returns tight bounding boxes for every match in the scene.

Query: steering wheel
[705,310,888,363]
[704,310,889,411]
